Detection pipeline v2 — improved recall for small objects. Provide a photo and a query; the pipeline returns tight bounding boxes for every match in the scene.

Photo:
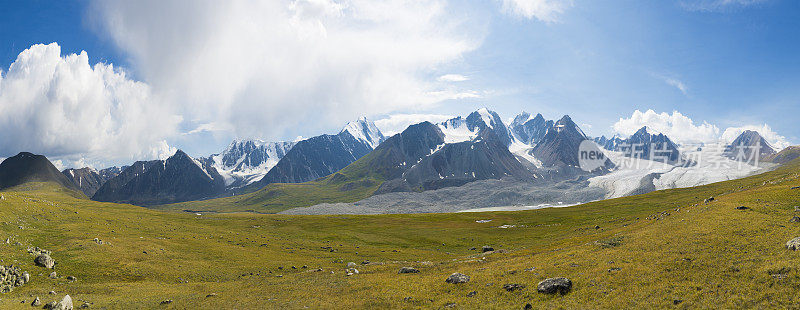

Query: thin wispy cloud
[437,74,469,82]
[498,0,572,23]
[680,0,768,12]
[664,77,689,95]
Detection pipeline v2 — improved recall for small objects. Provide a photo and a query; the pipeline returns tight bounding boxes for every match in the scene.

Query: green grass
[157,145,398,213]
[0,159,800,308]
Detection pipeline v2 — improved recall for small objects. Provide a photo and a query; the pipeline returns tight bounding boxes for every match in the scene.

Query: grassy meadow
[0,160,799,308]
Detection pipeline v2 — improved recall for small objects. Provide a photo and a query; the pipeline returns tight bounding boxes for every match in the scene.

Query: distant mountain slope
[764,146,800,164]
[598,127,682,164]
[62,167,105,197]
[594,135,624,151]
[438,108,513,146]
[508,112,553,146]
[0,152,82,193]
[249,118,384,189]
[400,129,536,191]
[92,150,225,206]
[202,139,296,189]
[724,130,776,162]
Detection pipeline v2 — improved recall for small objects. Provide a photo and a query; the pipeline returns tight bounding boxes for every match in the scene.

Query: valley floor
[1,159,800,308]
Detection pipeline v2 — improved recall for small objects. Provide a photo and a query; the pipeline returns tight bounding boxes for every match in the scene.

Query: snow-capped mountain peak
[204,139,296,188]
[340,117,386,149]
[438,108,513,146]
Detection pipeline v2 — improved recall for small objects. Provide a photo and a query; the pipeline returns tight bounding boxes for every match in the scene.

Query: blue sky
[0,0,797,168]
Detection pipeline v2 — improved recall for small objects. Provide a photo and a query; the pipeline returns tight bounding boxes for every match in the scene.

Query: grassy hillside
[0,159,799,308]
[157,146,395,213]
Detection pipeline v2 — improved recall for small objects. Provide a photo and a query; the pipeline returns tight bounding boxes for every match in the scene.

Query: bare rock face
[445,273,470,284]
[35,254,55,269]
[537,277,572,295]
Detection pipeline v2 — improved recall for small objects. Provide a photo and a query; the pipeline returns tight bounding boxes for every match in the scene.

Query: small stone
[444,303,456,308]
[398,267,420,274]
[735,206,749,210]
[503,283,526,292]
[467,291,477,297]
[80,303,91,308]
[537,277,572,295]
[35,254,55,269]
[524,304,533,310]
[160,300,173,305]
[49,291,56,295]
[206,293,217,298]
[51,295,72,310]
[482,246,494,253]
[595,225,600,229]
[445,273,470,284]
[49,271,58,279]
[790,216,800,223]
[673,300,683,305]
[31,297,41,307]
[787,237,800,250]
[346,262,357,268]
[67,276,76,282]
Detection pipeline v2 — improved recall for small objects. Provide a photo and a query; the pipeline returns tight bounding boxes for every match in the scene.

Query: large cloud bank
[89,0,482,141]
[613,109,790,150]
[0,43,179,166]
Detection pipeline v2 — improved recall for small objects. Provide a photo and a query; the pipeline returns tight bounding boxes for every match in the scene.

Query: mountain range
[0,109,783,210]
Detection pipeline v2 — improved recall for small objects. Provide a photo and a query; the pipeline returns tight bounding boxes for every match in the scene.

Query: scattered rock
[673,300,683,305]
[0,265,29,292]
[445,273,470,284]
[467,291,477,297]
[31,297,41,306]
[786,237,800,250]
[735,206,749,210]
[503,283,526,292]
[594,225,600,229]
[92,238,104,245]
[346,262,357,268]
[482,246,494,253]
[35,254,55,269]
[790,216,800,223]
[206,293,217,298]
[537,277,572,295]
[66,276,76,282]
[79,303,91,308]
[444,303,456,308]
[704,197,715,203]
[160,300,173,305]
[49,291,56,295]
[46,295,72,310]
[49,272,58,279]
[398,267,419,274]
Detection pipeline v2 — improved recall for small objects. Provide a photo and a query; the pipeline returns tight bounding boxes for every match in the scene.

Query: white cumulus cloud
[498,0,572,23]
[89,0,483,142]
[613,109,792,150]
[438,74,469,82]
[374,113,454,136]
[612,110,720,144]
[0,43,180,167]
[721,124,790,150]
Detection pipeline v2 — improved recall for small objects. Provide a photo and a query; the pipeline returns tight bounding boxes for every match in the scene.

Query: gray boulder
[35,254,55,269]
[537,277,572,295]
[445,273,470,284]
[786,237,800,250]
[398,267,419,274]
[31,297,41,306]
